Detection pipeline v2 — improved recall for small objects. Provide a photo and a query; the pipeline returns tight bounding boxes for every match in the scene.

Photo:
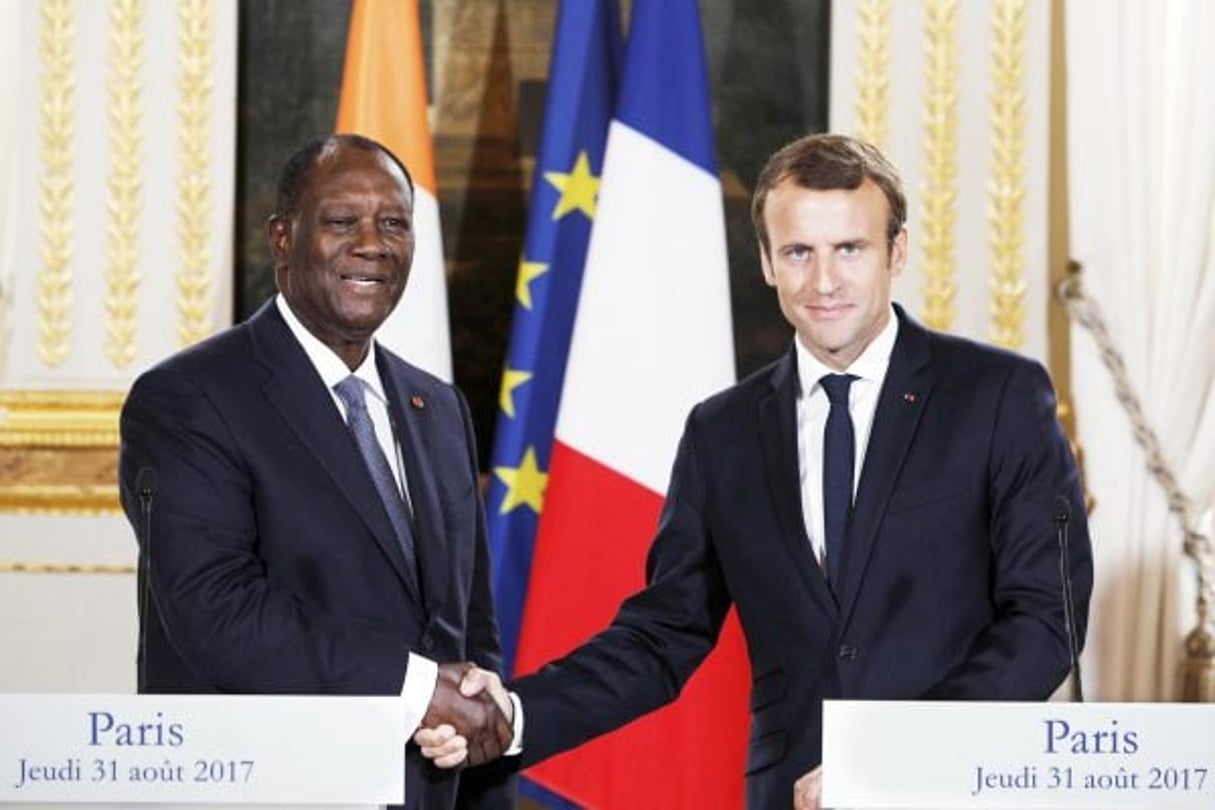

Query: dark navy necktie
[334,376,419,593]
[820,373,857,587]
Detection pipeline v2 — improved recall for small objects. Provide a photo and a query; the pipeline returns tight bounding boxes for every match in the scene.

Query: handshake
[415,663,513,768]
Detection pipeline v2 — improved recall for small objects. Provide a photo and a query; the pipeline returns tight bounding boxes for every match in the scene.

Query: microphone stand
[1055,496,1084,702]
[136,467,157,694]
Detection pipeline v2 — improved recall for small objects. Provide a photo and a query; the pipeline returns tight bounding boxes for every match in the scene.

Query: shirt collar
[795,304,900,397]
[275,294,387,404]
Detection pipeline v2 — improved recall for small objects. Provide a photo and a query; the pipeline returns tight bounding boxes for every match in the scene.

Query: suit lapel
[836,307,933,625]
[379,353,448,619]
[758,348,838,617]
[249,303,419,601]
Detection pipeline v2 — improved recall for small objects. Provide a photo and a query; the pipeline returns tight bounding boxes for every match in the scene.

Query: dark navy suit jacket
[119,300,511,809]
[513,305,1093,808]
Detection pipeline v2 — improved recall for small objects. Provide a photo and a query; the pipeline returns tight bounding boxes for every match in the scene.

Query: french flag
[514,0,750,805]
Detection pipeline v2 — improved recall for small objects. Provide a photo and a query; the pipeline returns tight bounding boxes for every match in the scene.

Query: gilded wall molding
[0,562,134,575]
[854,0,893,148]
[919,0,959,332]
[176,0,214,347]
[105,0,144,368]
[38,0,77,367]
[988,0,1029,349]
[0,390,122,513]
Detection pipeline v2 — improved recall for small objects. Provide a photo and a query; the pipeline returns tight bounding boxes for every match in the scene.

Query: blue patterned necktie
[334,376,419,592]
[820,373,857,588]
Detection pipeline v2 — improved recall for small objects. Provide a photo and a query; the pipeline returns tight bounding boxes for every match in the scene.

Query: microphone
[135,466,157,693]
[1054,495,1084,702]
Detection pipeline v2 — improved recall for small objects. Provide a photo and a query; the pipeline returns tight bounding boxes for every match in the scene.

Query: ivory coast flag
[514,0,750,805]
[336,0,452,381]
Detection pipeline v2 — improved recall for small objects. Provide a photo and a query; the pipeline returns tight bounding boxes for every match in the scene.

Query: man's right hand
[418,663,512,766]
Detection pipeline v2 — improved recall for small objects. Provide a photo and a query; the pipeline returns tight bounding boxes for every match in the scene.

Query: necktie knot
[820,373,855,405]
[335,375,369,414]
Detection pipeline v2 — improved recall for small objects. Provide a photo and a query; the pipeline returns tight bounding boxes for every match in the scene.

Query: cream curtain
[1067,0,1215,700]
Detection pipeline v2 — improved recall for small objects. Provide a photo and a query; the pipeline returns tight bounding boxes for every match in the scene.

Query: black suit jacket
[513,306,1093,807]
[119,300,511,809]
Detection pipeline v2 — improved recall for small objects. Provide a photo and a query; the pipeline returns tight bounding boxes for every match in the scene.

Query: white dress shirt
[794,308,899,571]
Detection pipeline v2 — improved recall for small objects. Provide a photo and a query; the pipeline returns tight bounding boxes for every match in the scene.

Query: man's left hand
[794,766,822,810]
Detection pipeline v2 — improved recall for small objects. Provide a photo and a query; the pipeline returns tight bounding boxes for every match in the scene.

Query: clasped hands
[415,663,512,768]
[419,664,824,809]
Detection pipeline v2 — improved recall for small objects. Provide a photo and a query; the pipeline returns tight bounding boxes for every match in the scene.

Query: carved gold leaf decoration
[176,0,213,347]
[106,0,145,368]
[854,0,893,148]
[988,0,1028,349]
[919,0,958,332]
[0,391,123,514]
[38,0,77,367]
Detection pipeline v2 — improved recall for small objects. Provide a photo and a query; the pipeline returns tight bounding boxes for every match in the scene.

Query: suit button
[837,644,858,661]
[421,633,435,651]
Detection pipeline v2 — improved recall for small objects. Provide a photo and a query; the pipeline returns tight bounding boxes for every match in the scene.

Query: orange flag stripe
[336,0,438,194]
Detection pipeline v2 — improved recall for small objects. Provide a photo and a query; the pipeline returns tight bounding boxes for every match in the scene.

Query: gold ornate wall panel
[105,0,145,369]
[853,0,893,148]
[829,0,1052,367]
[38,0,77,368]
[2,1,236,516]
[176,0,214,348]
[919,0,959,332]
[987,0,1028,350]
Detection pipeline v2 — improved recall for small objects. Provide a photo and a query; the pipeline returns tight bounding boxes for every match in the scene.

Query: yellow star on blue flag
[516,259,549,310]
[499,367,533,419]
[494,446,548,515]
[545,151,601,220]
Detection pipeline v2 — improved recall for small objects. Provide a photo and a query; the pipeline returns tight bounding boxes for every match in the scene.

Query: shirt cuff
[402,652,438,734]
[505,690,524,755]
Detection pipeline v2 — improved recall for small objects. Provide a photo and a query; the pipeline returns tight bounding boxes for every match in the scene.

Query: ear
[759,242,777,287]
[266,214,292,266]
[890,225,908,277]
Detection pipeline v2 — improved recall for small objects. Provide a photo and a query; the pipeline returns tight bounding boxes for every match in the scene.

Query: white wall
[0,514,137,693]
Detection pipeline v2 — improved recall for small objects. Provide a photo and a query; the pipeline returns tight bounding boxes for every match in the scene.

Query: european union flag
[487,0,623,682]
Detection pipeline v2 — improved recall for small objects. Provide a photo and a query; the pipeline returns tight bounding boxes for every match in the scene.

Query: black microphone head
[136,465,158,499]
[1053,495,1072,524]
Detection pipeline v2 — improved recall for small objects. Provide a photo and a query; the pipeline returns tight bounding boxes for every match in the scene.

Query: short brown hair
[750,133,906,256]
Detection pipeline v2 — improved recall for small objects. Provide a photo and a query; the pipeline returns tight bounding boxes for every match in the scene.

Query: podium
[0,694,412,807]
[823,700,1215,808]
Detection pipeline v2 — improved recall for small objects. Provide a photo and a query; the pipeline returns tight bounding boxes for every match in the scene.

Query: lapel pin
[902,392,918,403]
[410,394,425,410]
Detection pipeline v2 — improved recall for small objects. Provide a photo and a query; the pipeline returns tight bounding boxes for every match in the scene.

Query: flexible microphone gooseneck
[135,466,157,694]
[1054,495,1084,702]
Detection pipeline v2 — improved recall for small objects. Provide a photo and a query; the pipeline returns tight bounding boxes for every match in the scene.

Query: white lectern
[0,694,411,808]
[823,700,1215,809]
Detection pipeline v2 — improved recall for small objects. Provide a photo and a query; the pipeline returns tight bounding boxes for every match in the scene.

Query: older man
[120,134,513,809]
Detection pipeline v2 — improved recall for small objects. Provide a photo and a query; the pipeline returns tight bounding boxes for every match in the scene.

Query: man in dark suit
[419,133,1094,809]
[119,134,513,809]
